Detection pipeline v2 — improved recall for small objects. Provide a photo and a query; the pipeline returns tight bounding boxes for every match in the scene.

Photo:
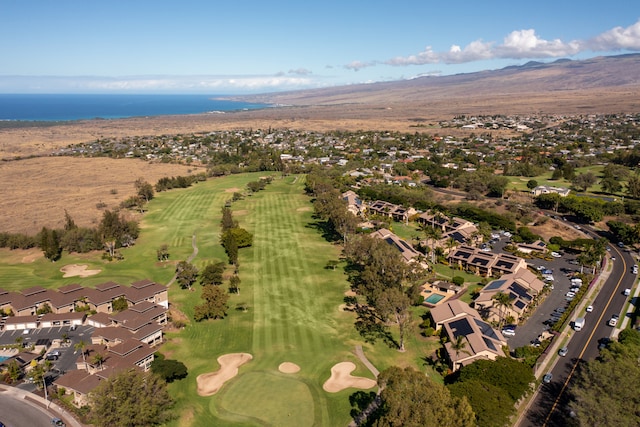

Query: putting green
[215,371,315,426]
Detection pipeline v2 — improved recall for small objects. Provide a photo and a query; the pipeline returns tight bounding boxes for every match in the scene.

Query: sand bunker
[322,362,377,393]
[197,353,253,396]
[60,264,102,278]
[278,362,301,374]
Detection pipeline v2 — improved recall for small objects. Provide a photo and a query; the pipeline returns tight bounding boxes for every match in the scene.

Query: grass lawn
[0,173,444,426]
[506,164,627,197]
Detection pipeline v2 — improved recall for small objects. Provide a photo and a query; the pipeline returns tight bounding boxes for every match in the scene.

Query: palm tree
[75,339,88,370]
[92,352,105,371]
[492,292,512,328]
[450,335,471,367]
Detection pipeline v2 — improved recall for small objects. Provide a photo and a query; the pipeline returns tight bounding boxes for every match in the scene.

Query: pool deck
[0,347,19,359]
[421,288,452,307]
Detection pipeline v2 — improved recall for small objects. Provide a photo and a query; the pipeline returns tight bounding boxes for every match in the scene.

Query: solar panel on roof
[510,283,532,301]
[514,300,526,309]
[483,337,497,351]
[449,318,474,338]
[484,279,506,291]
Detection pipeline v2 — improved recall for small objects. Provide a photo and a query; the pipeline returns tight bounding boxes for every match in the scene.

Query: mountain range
[241,54,640,118]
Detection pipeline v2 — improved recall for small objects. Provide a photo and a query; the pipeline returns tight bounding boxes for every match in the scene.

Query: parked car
[543,373,553,384]
[609,314,619,327]
[501,328,516,337]
[633,265,638,274]
[624,288,631,296]
[586,305,593,313]
[566,291,576,298]
[558,346,568,357]
[551,251,562,258]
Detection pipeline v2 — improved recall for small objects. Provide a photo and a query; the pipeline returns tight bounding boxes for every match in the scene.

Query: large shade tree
[89,369,173,427]
[371,366,475,427]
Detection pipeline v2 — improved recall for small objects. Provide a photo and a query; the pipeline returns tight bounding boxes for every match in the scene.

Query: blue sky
[1,1,639,94]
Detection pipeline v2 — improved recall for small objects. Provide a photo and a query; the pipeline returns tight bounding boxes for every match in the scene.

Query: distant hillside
[239,54,640,116]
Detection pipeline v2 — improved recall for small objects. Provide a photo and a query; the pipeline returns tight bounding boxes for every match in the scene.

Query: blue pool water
[425,294,445,304]
[0,356,9,362]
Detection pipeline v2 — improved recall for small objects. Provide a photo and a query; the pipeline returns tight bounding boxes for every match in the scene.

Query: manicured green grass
[158,174,373,426]
[0,173,443,426]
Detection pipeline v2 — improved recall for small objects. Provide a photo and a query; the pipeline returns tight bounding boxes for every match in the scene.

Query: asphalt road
[0,390,56,427]
[519,229,636,426]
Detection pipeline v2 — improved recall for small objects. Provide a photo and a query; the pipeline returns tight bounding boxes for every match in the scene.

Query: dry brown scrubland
[1,85,639,234]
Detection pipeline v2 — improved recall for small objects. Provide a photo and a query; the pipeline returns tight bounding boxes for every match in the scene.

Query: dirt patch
[233,210,248,216]
[60,264,102,278]
[21,249,42,263]
[278,362,301,374]
[296,207,312,212]
[0,157,196,234]
[322,362,377,393]
[529,217,582,241]
[196,353,253,396]
[224,187,241,193]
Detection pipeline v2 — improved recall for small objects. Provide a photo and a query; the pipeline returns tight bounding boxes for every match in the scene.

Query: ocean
[0,94,270,121]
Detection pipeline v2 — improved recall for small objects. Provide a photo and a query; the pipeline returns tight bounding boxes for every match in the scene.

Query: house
[448,245,527,277]
[474,269,546,323]
[84,282,127,313]
[3,315,38,331]
[531,185,571,197]
[39,312,86,328]
[417,213,480,249]
[516,240,548,254]
[429,300,507,371]
[341,190,365,216]
[368,200,416,223]
[370,228,421,263]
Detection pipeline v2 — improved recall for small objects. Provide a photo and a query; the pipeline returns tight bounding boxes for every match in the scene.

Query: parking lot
[488,236,583,349]
[0,325,94,391]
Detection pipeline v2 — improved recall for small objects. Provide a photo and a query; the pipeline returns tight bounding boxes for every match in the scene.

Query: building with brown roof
[370,228,422,264]
[474,269,546,323]
[429,300,507,371]
[448,245,527,277]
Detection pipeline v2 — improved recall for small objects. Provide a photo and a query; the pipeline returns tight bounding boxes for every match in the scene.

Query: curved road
[0,390,64,427]
[519,226,635,426]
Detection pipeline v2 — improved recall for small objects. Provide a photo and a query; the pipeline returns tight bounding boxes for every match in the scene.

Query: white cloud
[494,29,581,58]
[355,19,640,70]
[344,60,377,71]
[0,75,318,93]
[385,46,439,66]
[288,68,312,75]
[588,19,640,51]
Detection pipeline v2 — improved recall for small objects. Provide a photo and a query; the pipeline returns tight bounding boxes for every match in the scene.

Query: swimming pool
[0,356,9,362]
[425,294,445,304]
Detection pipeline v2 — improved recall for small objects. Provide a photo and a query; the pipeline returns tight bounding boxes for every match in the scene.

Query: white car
[609,314,619,327]
[566,291,576,298]
[632,265,638,274]
[501,328,516,337]
[624,288,631,296]
[586,305,593,313]
[551,252,562,258]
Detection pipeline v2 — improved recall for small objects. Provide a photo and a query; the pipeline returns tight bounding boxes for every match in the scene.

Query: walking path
[354,345,379,377]
[166,233,198,287]
[348,345,381,427]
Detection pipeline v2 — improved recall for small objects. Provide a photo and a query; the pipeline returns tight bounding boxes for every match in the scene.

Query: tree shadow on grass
[305,217,341,243]
[354,304,399,349]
